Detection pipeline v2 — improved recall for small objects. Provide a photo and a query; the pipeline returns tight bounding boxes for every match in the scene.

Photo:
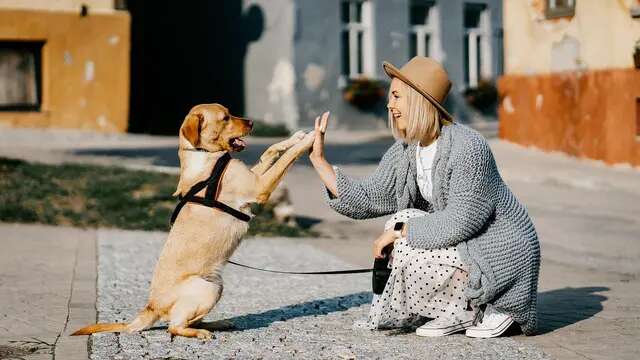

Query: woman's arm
[309,113,337,196]
[309,112,399,219]
[405,137,497,249]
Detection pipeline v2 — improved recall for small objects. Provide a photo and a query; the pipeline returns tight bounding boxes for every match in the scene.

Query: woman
[309,57,540,337]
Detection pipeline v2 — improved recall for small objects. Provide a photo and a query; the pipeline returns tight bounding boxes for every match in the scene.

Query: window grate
[0,41,44,112]
[545,0,575,19]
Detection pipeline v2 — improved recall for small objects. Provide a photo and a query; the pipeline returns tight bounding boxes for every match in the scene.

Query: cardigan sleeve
[323,142,401,219]
[406,136,497,249]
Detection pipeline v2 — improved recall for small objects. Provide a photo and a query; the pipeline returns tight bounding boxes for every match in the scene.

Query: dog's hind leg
[127,306,159,332]
[167,276,222,340]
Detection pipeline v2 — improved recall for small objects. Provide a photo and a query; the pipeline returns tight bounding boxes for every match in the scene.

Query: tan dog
[72,104,315,339]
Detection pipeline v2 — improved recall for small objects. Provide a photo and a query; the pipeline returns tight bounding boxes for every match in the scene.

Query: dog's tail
[71,306,157,336]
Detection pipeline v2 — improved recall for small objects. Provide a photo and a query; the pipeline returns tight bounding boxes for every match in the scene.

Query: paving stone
[90,230,550,359]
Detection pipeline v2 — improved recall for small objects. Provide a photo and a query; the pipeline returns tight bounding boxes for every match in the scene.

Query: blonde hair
[388,80,451,145]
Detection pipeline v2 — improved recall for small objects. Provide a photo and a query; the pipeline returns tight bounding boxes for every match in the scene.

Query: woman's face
[387,78,409,132]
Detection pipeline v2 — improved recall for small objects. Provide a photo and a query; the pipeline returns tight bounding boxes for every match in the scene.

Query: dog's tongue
[233,138,246,148]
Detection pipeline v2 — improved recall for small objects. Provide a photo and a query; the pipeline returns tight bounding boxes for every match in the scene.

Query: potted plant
[634,39,640,69]
[464,80,499,115]
[342,77,386,110]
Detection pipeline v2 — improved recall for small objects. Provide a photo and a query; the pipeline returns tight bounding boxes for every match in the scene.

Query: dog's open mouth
[229,137,247,151]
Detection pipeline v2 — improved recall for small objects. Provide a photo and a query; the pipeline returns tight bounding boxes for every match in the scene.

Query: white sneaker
[465,305,514,338]
[415,317,475,337]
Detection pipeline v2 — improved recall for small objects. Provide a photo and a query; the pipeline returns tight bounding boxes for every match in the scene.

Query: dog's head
[179,104,253,152]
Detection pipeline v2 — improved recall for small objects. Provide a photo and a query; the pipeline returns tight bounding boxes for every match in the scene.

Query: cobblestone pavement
[90,230,549,360]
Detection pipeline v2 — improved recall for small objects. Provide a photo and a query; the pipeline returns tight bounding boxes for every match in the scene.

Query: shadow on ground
[72,140,395,168]
[210,292,371,331]
[145,287,606,336]
[536,286,608,335]
[146,292,372,333]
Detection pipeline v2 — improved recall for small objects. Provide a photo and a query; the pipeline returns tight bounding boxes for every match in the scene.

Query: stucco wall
[243,0,297,129]
[293,0,408,131]
[499,69,640,166]
[0,9,130,132]
[504,0,640,75]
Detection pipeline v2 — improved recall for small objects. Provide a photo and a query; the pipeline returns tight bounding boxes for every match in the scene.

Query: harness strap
[186,196,252,222]
[170,152,250,224]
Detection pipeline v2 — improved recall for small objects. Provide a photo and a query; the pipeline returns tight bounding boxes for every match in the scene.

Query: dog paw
[291,130,305,140]
[196,329,213,340]
[299,131,316,149]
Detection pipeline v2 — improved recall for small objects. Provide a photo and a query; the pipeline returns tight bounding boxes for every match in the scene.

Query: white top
[416,139,438,201]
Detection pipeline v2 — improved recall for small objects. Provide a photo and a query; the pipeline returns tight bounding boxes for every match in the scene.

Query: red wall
[498,69,640,166]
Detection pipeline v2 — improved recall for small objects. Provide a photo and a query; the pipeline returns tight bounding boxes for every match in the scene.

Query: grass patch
[0,157,313,236]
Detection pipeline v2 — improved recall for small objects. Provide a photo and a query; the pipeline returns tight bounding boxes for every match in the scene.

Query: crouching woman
[308,57,540,337]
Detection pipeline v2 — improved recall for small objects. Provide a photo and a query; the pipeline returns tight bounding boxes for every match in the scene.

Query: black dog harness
[170,152,251,225]
[169,150,373,276]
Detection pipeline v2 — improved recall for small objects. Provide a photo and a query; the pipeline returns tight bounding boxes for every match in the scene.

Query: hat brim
[383,61,453,120]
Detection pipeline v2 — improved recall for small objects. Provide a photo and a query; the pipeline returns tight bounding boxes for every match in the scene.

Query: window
[463,4,491,88]
[340,0,375,79]
[545,0,575,19]
[409,0,441,60]
[0,41,43,111]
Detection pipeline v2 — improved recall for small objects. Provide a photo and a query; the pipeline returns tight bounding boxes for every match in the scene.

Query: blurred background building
[0,0,130,131]
[1,0,639,166]
[499,0,640,166]
[245,0,503,131]
[0,0,504,134]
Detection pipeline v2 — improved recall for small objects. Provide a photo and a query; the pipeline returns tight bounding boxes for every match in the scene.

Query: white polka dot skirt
[358,208,474,330]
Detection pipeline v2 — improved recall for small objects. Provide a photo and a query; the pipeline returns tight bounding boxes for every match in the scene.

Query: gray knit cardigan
[325,123,540,335]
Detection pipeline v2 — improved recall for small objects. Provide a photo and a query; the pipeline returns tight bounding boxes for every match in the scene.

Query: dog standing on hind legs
[72,103,316,340]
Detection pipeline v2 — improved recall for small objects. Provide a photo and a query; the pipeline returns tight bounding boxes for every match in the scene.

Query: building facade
[244,0,503,131]
[499,0,640,166]
[0,0,130,132]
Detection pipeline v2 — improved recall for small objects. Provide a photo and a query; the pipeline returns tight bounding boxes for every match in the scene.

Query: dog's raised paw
[292,130,305,140]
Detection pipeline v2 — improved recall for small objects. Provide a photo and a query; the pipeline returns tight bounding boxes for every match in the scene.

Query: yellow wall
[503,0,640,75]
[0,9,130,132]
[0,0,114,12]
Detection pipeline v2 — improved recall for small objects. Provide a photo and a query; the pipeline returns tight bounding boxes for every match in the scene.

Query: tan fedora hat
[383,56,453,120]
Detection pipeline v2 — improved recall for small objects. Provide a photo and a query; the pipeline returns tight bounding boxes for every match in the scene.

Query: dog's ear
[181,112,203,147]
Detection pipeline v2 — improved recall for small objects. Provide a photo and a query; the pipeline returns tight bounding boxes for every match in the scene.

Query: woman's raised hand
[309,111,338,197]
[310,111,329,161]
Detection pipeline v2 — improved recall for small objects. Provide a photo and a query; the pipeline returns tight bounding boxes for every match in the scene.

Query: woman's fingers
[314,116,320,131]
[320,112,329,133]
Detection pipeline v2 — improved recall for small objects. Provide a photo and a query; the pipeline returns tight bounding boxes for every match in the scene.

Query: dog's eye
[223,115,230,121]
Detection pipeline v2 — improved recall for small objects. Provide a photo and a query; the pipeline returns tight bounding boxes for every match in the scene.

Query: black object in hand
[372,244,393,295]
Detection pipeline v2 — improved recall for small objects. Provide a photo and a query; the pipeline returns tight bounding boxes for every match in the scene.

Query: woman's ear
[181,112,203,147]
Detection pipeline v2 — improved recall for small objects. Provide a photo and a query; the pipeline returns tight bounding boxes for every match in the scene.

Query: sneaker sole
[416,320,474,337]
[465,317,514,338]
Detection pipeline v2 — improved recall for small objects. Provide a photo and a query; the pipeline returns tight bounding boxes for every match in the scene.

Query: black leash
[171,151,373,275]
[227,260,372,275]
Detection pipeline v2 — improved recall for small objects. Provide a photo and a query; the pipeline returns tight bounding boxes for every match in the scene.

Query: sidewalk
[0,224,96,360]
[90,230,548,360]
[1,126,639,359]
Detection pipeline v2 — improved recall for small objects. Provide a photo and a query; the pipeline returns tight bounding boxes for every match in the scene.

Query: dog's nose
[247,120,253,128]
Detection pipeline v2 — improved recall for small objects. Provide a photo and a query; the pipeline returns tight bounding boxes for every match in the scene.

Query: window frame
[409,0,439,59]
[0,40,44,112]
[545,0,576,19]
[340,0,375,80]
[463,4,492,89]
